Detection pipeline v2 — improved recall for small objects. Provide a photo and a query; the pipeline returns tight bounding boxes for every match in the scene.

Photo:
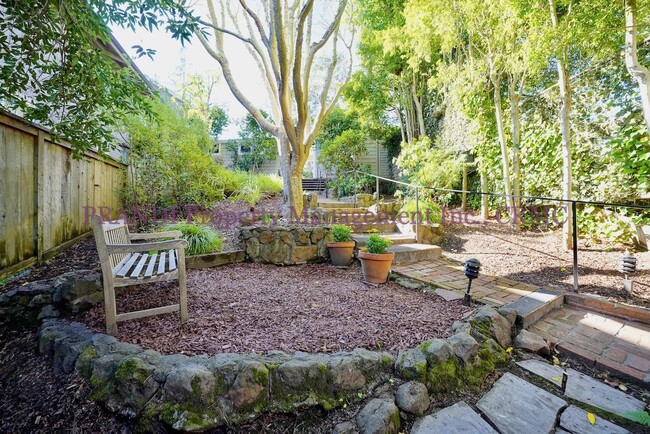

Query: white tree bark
[508,77,522,210]
[625,0,650,133]
[492,74,515,216]
[549,0,573,250]
[194,0,352,217]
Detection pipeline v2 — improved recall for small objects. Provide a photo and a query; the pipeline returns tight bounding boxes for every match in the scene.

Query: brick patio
[392,257,545,307]
[530,306,650,384]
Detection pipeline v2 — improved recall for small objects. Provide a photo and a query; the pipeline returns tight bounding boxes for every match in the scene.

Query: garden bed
[76,263,472,356]
[441,222,650,309]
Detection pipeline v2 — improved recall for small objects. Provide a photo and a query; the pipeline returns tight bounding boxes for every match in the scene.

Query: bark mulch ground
[441,222,650,308]
[0,327,134,433]
[77,263,472,356]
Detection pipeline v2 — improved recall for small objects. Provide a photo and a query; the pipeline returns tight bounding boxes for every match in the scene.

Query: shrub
[162,222,223,256]
[365,234,392,254]
[330,224,353,242]
[399,198,442,224]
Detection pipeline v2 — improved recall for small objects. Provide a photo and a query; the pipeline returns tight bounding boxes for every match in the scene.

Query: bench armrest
[128,231,182,240]
[107,239,188,254]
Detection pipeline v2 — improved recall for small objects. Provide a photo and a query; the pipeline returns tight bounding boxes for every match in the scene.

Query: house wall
[0,111,124,278]
[213,140,280,175]
[359,140,392,178]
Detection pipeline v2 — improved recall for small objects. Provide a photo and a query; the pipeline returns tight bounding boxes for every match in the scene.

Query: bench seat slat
[157,251,166,275]
[116,253,139,277]
[169,249,177,271]
[145,253,157,278]
[130,254,150,279]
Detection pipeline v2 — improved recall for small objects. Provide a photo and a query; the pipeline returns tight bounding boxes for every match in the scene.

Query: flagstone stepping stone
[477,373,567,434]
[516,359,564,387]
[411,401,497,434]
[564,368,645,417]
[559,405,630,434]
[435,287,463,301]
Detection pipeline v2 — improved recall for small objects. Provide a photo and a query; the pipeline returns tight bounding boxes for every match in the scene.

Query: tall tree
[193,0,354,217]
[624,0,650,133]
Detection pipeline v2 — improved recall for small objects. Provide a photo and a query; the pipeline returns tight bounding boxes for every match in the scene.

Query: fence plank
[0,114,126,278]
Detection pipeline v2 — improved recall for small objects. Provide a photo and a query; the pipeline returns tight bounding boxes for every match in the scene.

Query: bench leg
[103,277,118,336]
[178,250,188,323]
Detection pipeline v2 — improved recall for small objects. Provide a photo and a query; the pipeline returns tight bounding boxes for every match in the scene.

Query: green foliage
[121,99,281,211]
[162,222,222,256]
[209,106,229,140]
[0,0,201,156]
[227,112,277,172]
[399,199,442,224]
[395,136,464,192]
[329,225,353,242]
[365,234,392,254]
[318,121,373,197]
[622,411,650,427]
[122,98,223,210]
[576,206,636,244]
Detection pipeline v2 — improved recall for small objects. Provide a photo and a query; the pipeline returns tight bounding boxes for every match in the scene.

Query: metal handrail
[350,169,650,293]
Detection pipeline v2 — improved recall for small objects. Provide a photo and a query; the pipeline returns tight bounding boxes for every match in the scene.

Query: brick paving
[393,255,650,384]
[530,306,650,384]
[392,256,545,307]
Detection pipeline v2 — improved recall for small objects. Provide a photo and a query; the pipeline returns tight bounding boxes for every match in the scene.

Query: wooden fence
[0,111,125,279]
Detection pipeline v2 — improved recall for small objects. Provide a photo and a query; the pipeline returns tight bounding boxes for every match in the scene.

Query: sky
[110,24,270,140]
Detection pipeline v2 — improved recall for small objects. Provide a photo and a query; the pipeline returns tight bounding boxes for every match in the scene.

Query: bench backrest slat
[91,216,131,275]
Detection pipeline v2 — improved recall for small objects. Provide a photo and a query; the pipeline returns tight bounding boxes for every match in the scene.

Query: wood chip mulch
[77,263,472,356]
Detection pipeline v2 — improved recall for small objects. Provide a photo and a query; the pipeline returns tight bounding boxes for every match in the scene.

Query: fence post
[36,131,45,262]
[415,187,420,242]
[571,200,578,292]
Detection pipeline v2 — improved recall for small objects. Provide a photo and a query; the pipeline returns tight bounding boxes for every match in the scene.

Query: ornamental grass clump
[162,222,223,256]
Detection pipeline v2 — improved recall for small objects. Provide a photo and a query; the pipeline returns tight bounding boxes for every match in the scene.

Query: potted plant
[358,234,394,283]
[327,224,355,266]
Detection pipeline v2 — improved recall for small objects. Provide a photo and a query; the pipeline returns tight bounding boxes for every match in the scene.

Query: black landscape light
[463,258,481,306]
[619,250,637,295]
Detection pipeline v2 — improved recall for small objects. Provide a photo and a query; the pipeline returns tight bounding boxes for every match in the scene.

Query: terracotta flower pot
[358,250,395,283]
[327,241,356,266]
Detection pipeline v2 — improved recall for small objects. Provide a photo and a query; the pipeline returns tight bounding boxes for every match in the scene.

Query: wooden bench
[91,215,189,335]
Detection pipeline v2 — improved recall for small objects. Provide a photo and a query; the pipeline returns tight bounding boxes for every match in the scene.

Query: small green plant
[623,411,650,427]
[162,222,223,256]
[365,234,392,254]
[330,224,352,242]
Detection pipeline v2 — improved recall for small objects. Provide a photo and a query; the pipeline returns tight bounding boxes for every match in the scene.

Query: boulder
[164,363,217,406]
[497,307,518,327]
[420,339,454,364]
[514,330,550,356]
[447,333,480,364]
[395,381,429,416]
[332,421,356,434]
[468,306,512,347]
[395,349,427,382]
[356,399,400,434]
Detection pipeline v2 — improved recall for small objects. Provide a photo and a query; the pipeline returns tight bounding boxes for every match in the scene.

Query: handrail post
[572,200,578,292]
[375,175,379,209]
[415,187,420,242]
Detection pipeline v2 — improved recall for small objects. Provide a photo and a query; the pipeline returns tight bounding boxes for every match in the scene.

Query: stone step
[388,243,442,265]
[504,287,564,328]
[352,233,417,246]
[318,201,362,209]
[349,223,398,233]
[319,207,370,214]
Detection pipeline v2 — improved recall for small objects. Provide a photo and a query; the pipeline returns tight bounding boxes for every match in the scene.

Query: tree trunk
[492,75,515,216]
[625,0,650,133]
[480,167,489,220]
[508,80,521,210]
[549,0,573,250]
[461,155,468,212]
[278,135,306,219]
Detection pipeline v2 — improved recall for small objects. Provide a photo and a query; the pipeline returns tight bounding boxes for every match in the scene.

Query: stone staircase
[317,199,442,265]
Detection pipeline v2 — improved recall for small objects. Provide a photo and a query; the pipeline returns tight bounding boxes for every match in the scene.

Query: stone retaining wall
[35,304,515,432]
[239,226,330,265]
